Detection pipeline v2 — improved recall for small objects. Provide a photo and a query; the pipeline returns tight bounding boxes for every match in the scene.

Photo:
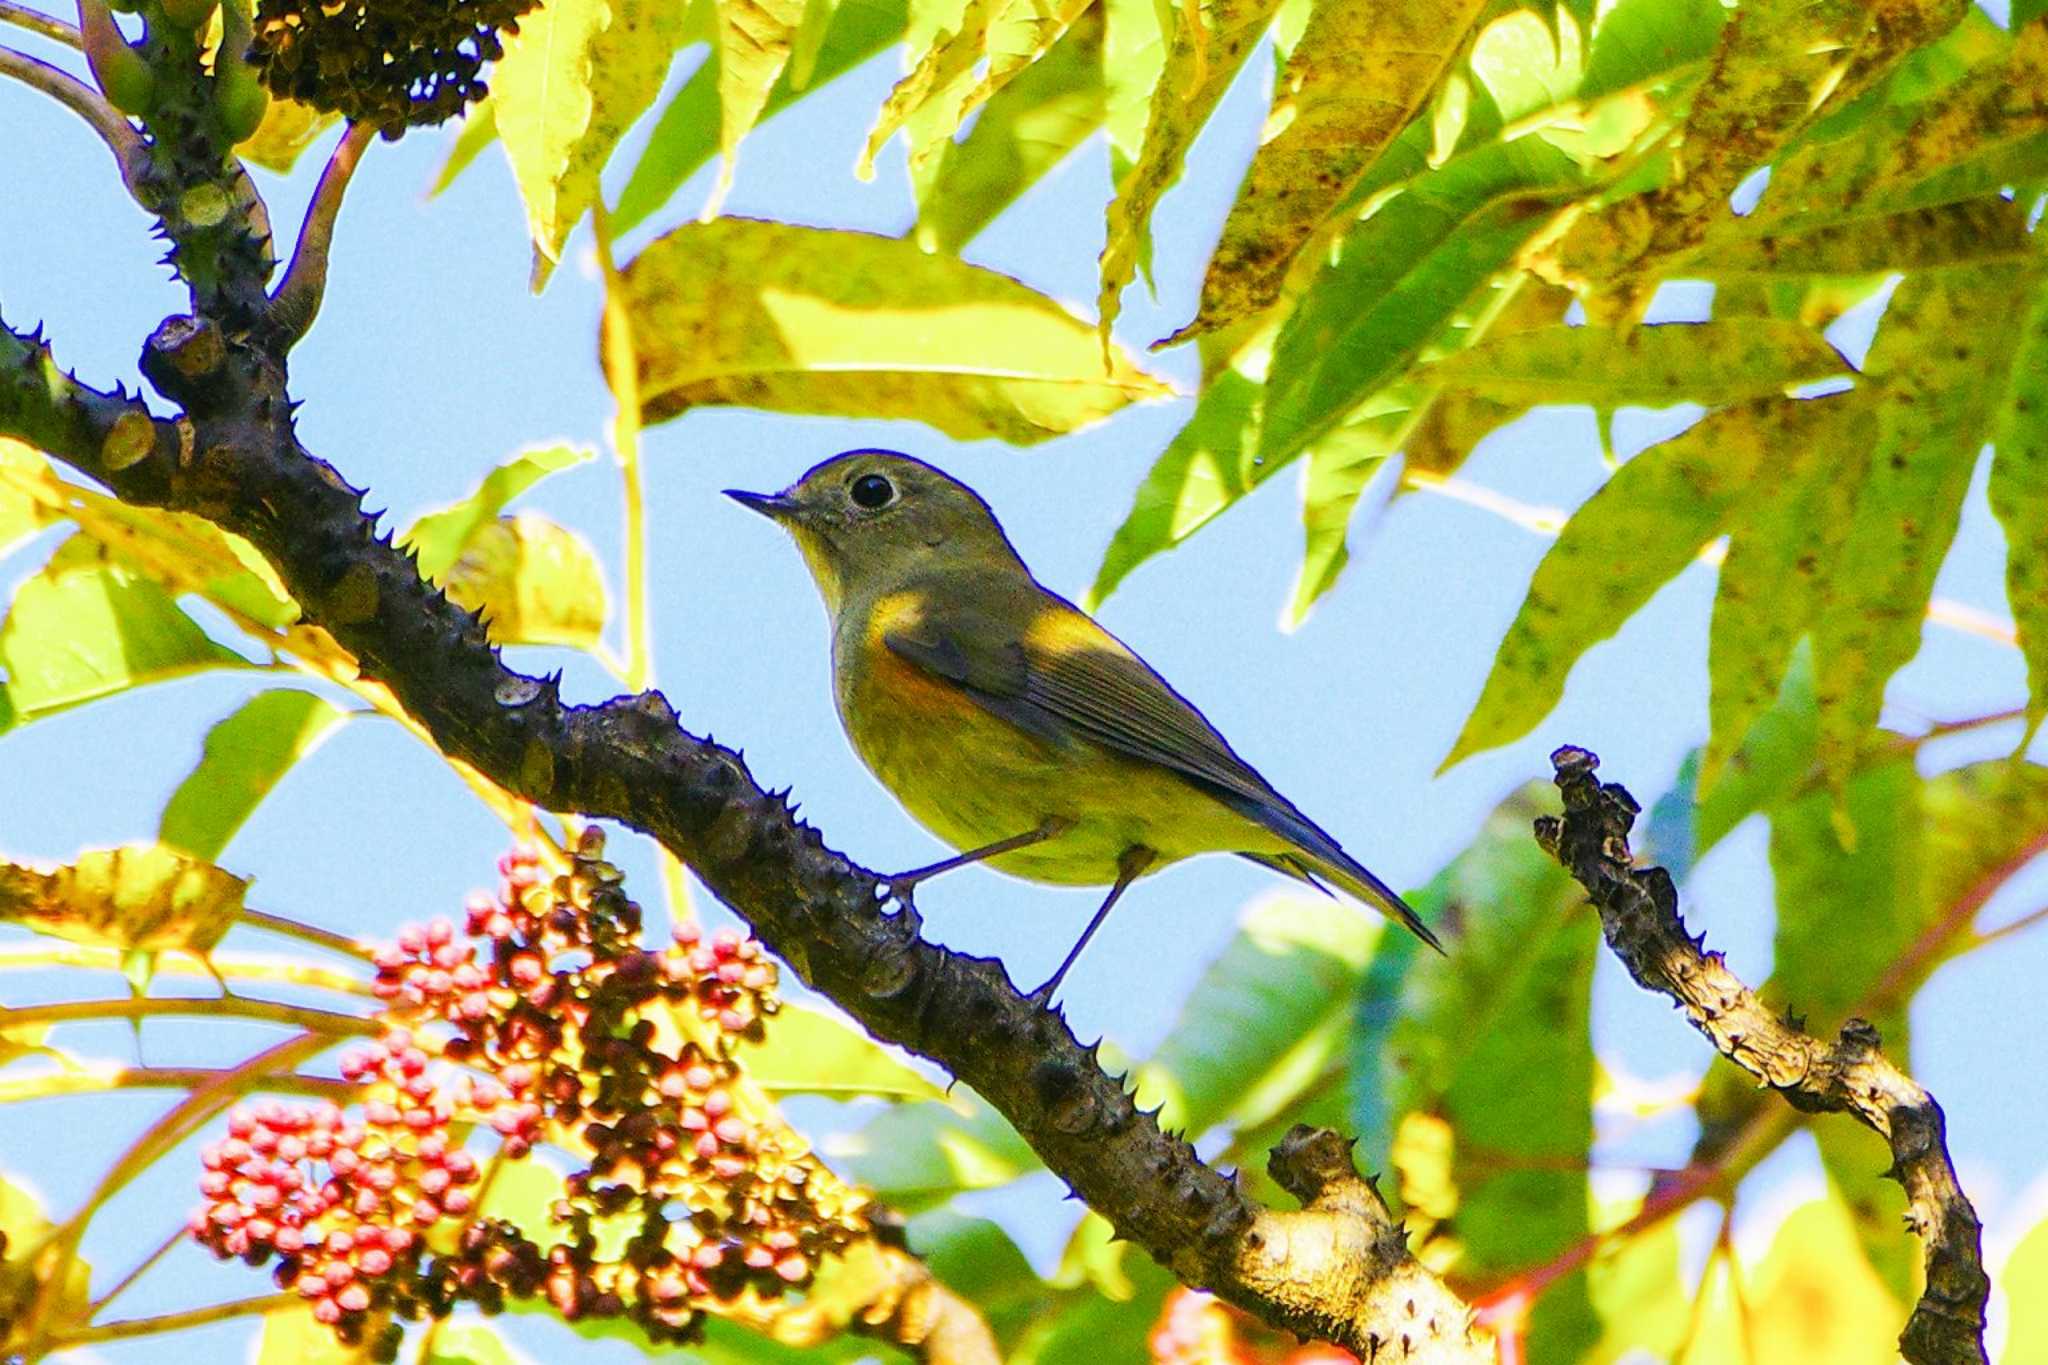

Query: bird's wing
[881,583,1442,953]
[880,589,1279,812]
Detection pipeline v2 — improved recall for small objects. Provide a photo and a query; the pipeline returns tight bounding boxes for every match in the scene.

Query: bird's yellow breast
[832,589,1286,886]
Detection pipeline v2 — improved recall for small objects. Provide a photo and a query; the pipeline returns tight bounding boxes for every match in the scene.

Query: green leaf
[1989,270,2048,739]
[0,536,248,722]
[1813,267,2029,796]
[2004,1214,2048,1365]
[617,218,1170,442]
[746,1002,950,1102]
[1134,895,1383,1139]
[1443,397,1832,771]
[1175,0,1490,339]
[1096,0,1287,340]
[832,1089,1039,1210]
[1261,186,1567,465]
[423,1324,518,1365]
[400,444,595,583]
[1691,196,2036,277]
[1585,1218,1690,1364]
[613,0,907,234]
[0,843,246,956]
[1377,785,1601,1360]
[1287,404,1410,623]
[1702,403,1872,795]
[430,97,499,197]
[905,1210,1051,1345]
[862,0,1094,191]
[440,513,610,651]
[1422,320,1848,407]
[915,2,1104,252]
[493,0,692,288]
[1087,365,1263,607]
[159,689,351,862]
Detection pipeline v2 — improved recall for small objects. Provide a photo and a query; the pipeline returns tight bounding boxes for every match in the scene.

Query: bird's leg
[885,817,1073,905]
[1030,845,1157,1005]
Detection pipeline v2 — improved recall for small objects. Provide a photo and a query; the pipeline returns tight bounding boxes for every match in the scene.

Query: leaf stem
[48,1292,297,1346]
[236,904,374,960]
[0,943,374,997]
[0,40,146,200]
[0,1,79,48]
[0,994,374,1036]
[265,121,375,348]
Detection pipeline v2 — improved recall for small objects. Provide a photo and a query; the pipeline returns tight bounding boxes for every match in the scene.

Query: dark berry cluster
[248,0,542,131]
[192,831,871,1356]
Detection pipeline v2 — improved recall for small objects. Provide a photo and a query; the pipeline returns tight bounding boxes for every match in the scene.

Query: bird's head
[726,450,1020,613]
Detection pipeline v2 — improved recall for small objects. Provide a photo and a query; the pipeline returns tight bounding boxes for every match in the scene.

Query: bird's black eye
[849,472,896,510]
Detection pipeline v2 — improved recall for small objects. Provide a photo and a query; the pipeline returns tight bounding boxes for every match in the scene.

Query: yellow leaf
[494,0,691,289]
[616,218,1170,442]
[0,844,246,956]
[1691,196,2035,278]
[1097,0,1286,341]
[442,512,610,651]
[236,95,338,175]
[860,0,1093,187]
[1173,0,1491,340]
[712,0,809,211]
[1423,319,1848,407]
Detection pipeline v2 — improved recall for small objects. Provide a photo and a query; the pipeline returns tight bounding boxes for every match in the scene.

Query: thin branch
[0,1,79,48]
[46,1293,296,1346]
[86,1224,186,1317]
[0,41,146,200]
[1973,900,2048,949]
[236,904,375,960]
[264,121,375,348]
[0,994,374,1035]
[1536,745,1989,1365]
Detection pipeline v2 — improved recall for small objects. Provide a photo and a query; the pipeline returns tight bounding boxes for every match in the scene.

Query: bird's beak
[724,488,801,523]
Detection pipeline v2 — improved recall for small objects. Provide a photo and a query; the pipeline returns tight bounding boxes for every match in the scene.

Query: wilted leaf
[0,536,249,723]
[400,445,595,583]
[746,1002,949,1102]
[1174,0,1490,340]
[237,95,338,174]
[618,218,1169,442]
[1813,268,2027,796]
[1989,272,2048,738]
[1087,365,1263,606]
[441,513,609,651]
[1401,389,1522,480]
[494,0,691,287]
[915,2,1105,252]
[829,1089,1039,1210]
[1134,895,1383,1139]
[613,0,908,233]
[1423,320,1847,407]
[0,844,246,956]
[1691,196,2035,277]
[1702,402,1871,795]
[1376,787,1600,1354]
[862,0,1093,192]
[1444,397,1830,771]
[160,689,351,862]
[1097,0,1287,340]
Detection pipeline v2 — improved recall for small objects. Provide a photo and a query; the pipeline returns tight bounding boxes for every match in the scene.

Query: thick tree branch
[1535,745,1989,1365]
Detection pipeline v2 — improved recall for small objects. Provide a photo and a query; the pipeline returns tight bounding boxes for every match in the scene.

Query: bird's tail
[1239,841,1443,954]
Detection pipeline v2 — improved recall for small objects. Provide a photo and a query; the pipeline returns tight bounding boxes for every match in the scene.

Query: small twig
[85,1223,186,1317]
[264,121,375,349]
[0,995,374,1035]
[0,41,147,200]
[1535,745,1990,1365]
[45,1292,296,1346]
[0,0,79,47]
[1973,900,2048,950]
[236,904,376,960]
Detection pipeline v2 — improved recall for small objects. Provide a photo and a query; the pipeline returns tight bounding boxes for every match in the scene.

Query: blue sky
[4,3,2046,1359]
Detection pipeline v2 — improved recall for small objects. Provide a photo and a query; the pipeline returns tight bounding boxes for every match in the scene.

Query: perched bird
[727,450,1439,998]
